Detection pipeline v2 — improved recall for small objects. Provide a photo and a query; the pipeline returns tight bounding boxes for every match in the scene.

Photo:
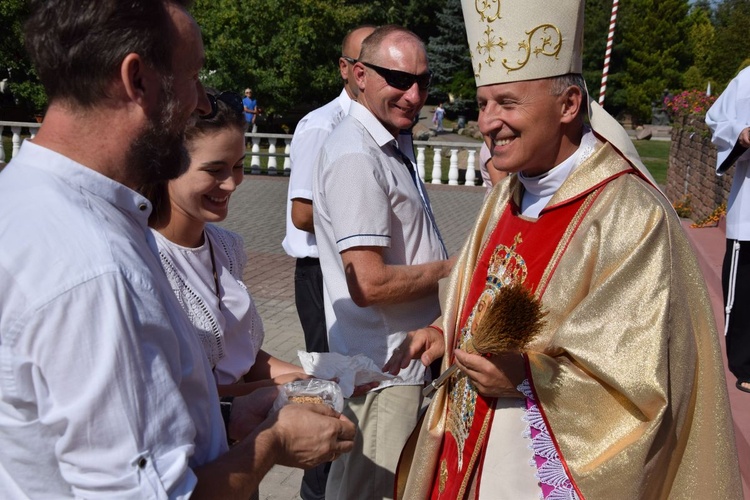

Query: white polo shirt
[283,90,351,258]
[312,101,446,387]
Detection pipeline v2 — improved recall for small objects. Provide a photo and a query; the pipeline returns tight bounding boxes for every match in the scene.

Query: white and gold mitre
[461,0,584,86]
[461,0,657,185]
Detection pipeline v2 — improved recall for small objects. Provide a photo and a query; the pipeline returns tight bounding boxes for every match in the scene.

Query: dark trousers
[294,257,330,499]
[722,239,750,383]
[294,257,328,353]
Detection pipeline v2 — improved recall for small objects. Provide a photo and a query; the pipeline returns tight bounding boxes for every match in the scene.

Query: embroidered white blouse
[152,224,264,385]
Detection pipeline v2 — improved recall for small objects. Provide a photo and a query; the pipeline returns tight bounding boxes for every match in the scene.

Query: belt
[297,257,320,265]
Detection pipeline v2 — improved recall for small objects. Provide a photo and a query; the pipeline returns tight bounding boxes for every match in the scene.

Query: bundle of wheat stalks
[423,283,546,397]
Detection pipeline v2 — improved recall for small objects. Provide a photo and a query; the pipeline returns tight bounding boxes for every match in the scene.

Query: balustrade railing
[0,121,41,165]
[1,122,484,187]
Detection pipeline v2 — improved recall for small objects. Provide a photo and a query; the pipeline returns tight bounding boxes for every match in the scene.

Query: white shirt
[706,66,750,240]
[153,225,264,385]
[312,101,446,387]
[0,142,227,498]
[283,90,417,258]
[283,89,352,259]
[518,128,597,218]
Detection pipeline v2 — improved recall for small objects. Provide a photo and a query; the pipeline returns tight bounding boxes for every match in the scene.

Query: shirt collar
[348,101,398,148]
[518,127,596,197]
[336,88,353,116]
[16,140,153,226]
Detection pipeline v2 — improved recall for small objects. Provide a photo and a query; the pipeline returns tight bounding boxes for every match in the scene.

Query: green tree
[426,0,475,117]
[194,0,363,119]
[193,0,443,129]
[685,0,715,89]
[707,0,750,91]
[0,0,46,119]
[614,0,692,124]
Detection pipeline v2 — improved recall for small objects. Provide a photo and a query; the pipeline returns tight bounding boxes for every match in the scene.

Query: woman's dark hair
[143,89,246,227]
[24,0,192,107]
[187,90,246,143]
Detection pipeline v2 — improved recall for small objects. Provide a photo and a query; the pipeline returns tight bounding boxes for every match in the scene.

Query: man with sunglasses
[0,1,355,497]
[312,25,454,500]
[283,25,376,500]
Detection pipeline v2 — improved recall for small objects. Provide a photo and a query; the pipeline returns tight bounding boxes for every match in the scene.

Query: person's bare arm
[291,199,314,233]
[340,246,455,307]
[192,391,355,498]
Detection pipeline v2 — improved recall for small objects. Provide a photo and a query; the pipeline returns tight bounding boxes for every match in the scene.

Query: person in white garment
[144,89,309,399]
[312,24,454,500]
[283,25,375,365]
[706,65,750,394]
[0,1,355,497]
[282,25,380,500]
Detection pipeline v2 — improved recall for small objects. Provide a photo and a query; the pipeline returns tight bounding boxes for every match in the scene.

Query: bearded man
[0,1,354,497]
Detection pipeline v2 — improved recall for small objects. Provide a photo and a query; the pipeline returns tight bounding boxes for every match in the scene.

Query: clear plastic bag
[272,378,344,413]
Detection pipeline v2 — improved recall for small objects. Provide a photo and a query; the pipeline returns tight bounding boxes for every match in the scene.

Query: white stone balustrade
[267,138,277,176]
[0,122,41,166]
[250,136,262,174]
[431,147,442,184]
[1,122,483,186]
[283,138,291,175]
[416,147,426,181]
[448,148,460,186]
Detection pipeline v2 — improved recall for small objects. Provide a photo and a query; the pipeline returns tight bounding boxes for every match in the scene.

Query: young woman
[144,90,307,397]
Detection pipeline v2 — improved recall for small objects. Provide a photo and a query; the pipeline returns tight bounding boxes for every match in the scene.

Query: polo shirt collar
[336,88,353,116]
[349,101,398,149]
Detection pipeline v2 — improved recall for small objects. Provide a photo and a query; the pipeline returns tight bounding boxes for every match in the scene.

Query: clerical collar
[518,126,595,217]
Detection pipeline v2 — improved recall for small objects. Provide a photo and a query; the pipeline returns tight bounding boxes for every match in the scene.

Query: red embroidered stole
[430,183,610,499]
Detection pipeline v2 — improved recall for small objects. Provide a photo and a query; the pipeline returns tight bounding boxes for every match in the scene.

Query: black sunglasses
[341,56,357,64]
[201,91,243,120]
[360,62,432,91]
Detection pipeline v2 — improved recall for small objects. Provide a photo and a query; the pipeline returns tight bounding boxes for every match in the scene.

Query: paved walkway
[220,175,748,499]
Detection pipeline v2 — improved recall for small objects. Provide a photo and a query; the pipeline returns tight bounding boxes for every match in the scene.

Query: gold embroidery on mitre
[475,24,507,68]
[502,24,562,73]
[446,233,527,471]
[475,0,501,22]
[439,459,448,493]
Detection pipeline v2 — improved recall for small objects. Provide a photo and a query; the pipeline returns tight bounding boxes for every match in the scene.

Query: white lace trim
[160,248,225,366]
[518,379,580,500]
[158,225,259,369]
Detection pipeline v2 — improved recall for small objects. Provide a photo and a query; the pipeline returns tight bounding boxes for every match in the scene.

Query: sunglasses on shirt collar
[360,62,433,91]
[200,91,244,120]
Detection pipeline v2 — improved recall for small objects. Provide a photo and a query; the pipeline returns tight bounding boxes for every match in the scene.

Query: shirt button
[138,457,148,469]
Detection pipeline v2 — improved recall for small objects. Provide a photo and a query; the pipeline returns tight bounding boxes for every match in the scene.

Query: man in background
[243,87,261,134]
[282,23,376,500]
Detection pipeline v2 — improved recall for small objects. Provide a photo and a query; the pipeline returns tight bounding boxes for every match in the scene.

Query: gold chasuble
[396,140,742,499]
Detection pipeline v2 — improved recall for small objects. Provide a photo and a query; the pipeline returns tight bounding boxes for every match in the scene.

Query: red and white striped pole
[598,0,619,105]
